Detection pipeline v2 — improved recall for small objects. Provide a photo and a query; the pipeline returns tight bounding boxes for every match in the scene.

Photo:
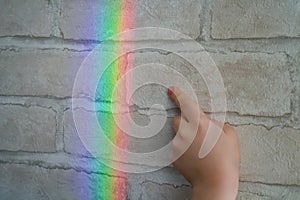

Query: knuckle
[224,123,237,134]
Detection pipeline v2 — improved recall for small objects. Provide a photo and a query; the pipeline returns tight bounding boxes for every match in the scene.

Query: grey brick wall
[0,0,300,199]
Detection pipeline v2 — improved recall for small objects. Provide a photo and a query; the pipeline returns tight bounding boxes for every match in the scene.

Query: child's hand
[168,86,240,200]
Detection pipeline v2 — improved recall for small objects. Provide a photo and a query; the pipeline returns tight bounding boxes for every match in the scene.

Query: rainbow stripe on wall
[82,0,136,199]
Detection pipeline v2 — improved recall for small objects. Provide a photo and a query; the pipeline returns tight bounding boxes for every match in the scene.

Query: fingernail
[168,88,173,96]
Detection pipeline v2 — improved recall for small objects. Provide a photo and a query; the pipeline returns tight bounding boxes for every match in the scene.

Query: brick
[211,0,300,39]
[211,52,292,116]
[141,182,192,200]
[238,125,300,185]
[64,108,174,159]
[0,50,86,97]
[0,0,51,37]
[60,0,203,40]
[0,49,128,100]
[63,109,92,156]
[0,105,56,152]
[135,0,203,39]
[128,51,291,116]
[127,51,212,112]
[0,164,127,200]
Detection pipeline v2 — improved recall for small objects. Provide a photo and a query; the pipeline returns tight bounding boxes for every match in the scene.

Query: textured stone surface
[211,52,292,116]
[129,51,291,116]
[138,181,300,200]
[141,182,192,200]
[64,108,174,157]
[0,50,87,97]
[135,0,203,39]
[128,51,205,110]
[238,125,300,185]
[238,182,300,200]
[0,0,51,37]
[63,109,91,156]
[291,50,300,129]
[0,49,129,100]
[60,0,203,40]
[0,0,300,199]
[212,0,300,39]
[0,105,56,152]
[0,163,127,200]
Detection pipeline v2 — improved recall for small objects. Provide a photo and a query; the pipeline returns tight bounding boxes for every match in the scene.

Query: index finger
[168,86,203,123]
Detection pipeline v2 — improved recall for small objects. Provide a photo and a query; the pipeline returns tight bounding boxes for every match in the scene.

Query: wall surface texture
[0,0,300,199]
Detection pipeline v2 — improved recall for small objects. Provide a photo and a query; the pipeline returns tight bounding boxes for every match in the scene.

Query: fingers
[198,121,223,159]
[168,86,203,123]
[170,133,190,161]
[173,115,197,143]
[223,123,236,134]
[210,119,225,129]
[211,119,236,135]
[172,115,183,132]
[172,135,188,154]
[171,115,192,161]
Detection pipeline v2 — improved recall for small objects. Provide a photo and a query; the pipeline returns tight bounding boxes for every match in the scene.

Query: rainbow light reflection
[82,0,135,199]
